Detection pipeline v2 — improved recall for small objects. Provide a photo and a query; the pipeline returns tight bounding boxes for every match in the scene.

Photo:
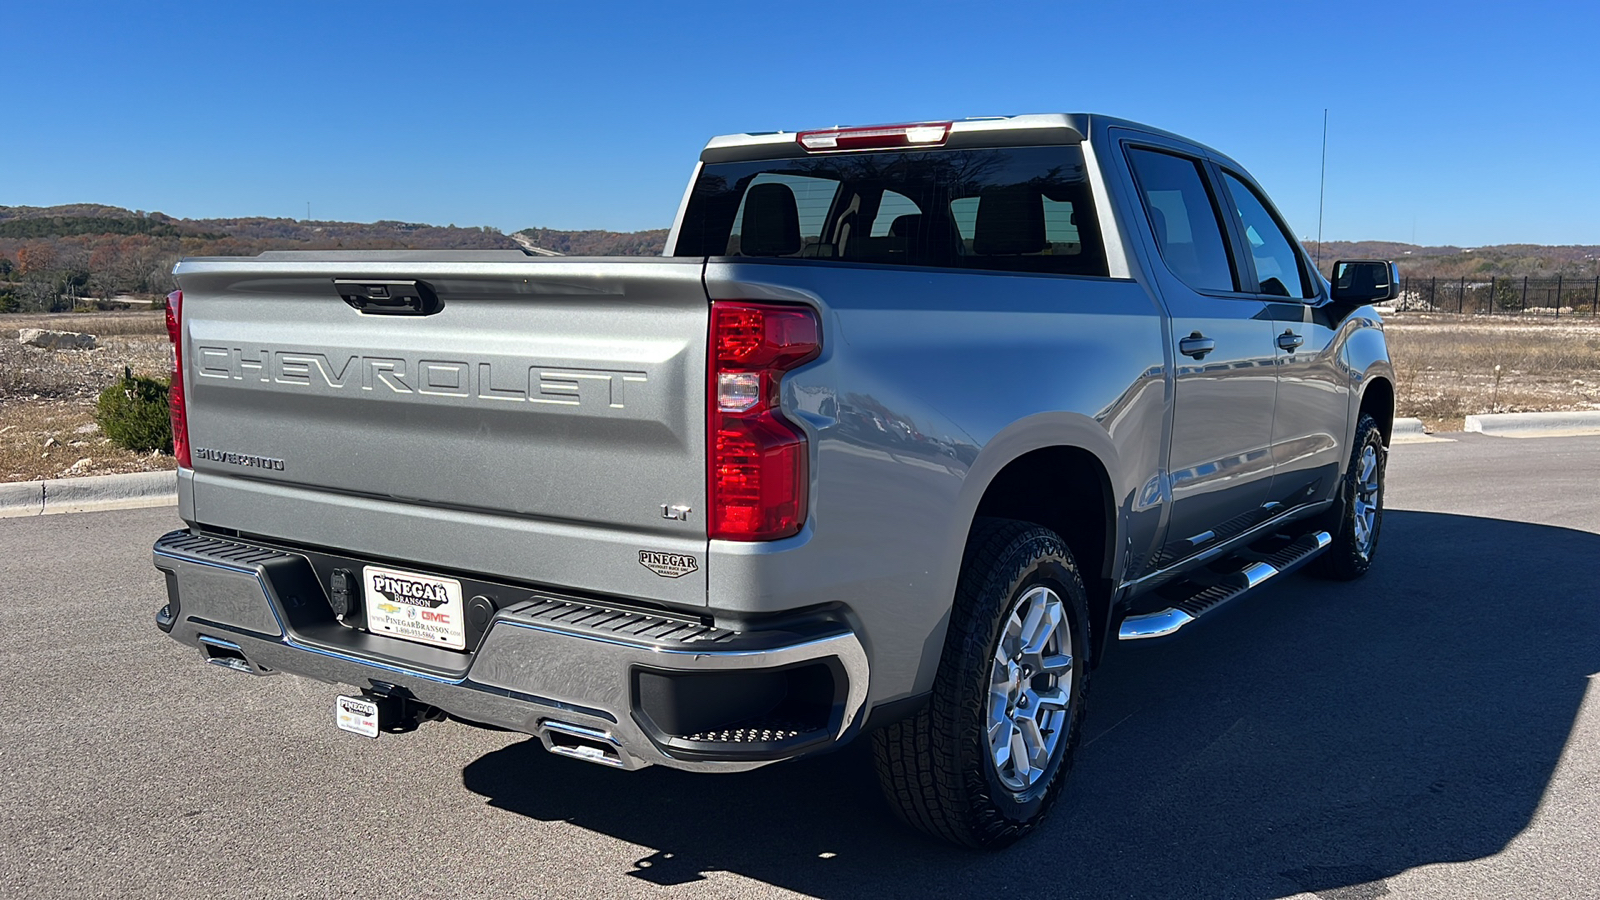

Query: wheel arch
[958,424,1121,669]
[1359,375,1396,446]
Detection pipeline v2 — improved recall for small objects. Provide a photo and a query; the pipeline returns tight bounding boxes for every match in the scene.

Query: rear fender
[953,413,1123,580]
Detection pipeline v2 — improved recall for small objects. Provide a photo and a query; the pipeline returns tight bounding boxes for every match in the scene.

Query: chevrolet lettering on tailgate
[195,346,647,409]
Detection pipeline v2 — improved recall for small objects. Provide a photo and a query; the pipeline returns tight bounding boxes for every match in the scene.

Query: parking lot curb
[1464,411,1600,438]
[1391,417,1453,444]
[0,470,177,519]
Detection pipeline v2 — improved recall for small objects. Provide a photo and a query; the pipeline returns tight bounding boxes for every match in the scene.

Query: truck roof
[700,113,1234,167]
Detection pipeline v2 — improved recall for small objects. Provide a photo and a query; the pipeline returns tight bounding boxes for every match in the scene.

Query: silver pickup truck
[152,114,1396,848]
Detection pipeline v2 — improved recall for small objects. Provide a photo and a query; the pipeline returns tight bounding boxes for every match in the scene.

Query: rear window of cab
[674,145,1109,278]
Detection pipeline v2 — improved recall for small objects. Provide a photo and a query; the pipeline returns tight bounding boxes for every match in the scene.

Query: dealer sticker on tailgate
[362,565,466,650]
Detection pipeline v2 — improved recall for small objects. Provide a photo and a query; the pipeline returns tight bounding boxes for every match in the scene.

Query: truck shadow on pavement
[463,510,1600,899]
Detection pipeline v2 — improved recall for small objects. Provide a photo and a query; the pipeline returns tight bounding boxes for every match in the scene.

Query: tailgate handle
[334,279,441,316]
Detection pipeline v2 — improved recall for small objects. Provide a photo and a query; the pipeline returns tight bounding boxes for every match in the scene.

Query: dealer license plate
[362,565,467,650]
[335,695,379,738]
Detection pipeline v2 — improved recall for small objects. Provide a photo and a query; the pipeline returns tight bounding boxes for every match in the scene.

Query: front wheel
[872,518,1090,849]
[1311,412,1386,580]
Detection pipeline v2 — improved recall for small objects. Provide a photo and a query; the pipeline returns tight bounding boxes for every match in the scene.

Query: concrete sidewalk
[0,470,176,518]
[1465,410,1600,438]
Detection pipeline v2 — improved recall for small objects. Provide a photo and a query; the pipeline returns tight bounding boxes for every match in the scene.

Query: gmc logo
[195,346,647,409]
[421,611,451,624]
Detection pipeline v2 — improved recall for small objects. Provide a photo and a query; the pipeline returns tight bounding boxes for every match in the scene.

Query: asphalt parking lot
[2,433,1597,899]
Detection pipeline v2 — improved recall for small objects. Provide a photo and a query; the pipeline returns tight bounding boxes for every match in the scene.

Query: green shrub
[96,369,173,453]
[1493,279,1524,312]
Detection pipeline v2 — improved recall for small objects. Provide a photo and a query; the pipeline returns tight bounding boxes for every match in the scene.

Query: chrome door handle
[1276,330,1304,351]
[1179,332,1216,360]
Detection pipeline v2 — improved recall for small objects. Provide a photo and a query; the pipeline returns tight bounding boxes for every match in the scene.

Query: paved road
[2,434,1597,899]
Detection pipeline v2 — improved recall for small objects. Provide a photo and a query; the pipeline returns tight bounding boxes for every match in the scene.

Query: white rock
[17,328,98,350]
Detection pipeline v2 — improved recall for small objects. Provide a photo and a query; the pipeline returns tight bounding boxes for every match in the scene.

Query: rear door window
[674,145,1109,277]
[1124,147,1238,293]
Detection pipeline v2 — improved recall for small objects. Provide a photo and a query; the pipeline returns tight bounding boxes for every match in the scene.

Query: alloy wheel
[987,585,1074,793]
[1352,442,1381,559]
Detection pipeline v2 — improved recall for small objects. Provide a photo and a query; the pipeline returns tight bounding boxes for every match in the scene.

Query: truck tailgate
[173,253,709,604]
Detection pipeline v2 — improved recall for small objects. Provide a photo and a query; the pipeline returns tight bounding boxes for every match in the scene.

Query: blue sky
[3,1,1596,246]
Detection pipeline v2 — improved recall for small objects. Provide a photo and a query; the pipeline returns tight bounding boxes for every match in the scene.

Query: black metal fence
[1395,276,1600,317]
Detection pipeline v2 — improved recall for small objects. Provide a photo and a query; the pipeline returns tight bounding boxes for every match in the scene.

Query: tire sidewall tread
[873,517,1091,849]
[1311,413,1387,581]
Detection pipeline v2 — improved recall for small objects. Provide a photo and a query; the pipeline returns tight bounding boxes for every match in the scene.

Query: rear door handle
[1276,330,1304,351]
[1178,332,1216,360]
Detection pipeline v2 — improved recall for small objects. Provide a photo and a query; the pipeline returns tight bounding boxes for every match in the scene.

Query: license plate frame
[362,564,467,651]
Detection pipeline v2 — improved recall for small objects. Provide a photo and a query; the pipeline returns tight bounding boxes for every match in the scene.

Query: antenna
[1316,109,1328,270]
[306,201,311,221]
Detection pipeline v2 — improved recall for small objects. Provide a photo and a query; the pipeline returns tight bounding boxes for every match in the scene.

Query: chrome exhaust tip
[198,635,275,676]
[537,720,635,769]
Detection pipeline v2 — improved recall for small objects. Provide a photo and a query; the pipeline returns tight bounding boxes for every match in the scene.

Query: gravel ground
[1,312,175,481]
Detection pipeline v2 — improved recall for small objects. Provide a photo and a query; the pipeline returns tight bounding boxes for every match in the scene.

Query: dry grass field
[2,310,1598,482]
[0,311,175,482]
[1385,314,1600,432]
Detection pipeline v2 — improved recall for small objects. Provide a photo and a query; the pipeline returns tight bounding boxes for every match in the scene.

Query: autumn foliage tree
[15,242,56,275]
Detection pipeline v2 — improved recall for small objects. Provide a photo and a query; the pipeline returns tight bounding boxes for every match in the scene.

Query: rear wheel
[872,518,1090,849]
[1311,412,1386,580]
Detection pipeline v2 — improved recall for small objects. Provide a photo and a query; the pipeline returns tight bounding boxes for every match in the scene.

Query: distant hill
[2,202,1593,313]
[0,204,524,251]
[1305,240,1600,281]
[516,227,669,257]
[0,204,669,311]
[0,204,672,257]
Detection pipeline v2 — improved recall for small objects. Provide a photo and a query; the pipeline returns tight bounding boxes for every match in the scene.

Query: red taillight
[165,290,191,468]
[796,121,952,153]
[709,302,821,541]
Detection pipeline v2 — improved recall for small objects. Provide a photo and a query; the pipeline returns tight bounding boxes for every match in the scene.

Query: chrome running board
[1118,531,1332,641]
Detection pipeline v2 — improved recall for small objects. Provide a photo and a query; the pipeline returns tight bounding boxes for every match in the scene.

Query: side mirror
[1329,259,1400,304]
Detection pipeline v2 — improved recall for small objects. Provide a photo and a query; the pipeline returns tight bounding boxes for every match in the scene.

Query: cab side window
[1221,172,1313,299]
[1125,147,1238,293]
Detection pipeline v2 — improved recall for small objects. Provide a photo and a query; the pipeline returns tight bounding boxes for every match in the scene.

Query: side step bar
[1118,531,1332,641]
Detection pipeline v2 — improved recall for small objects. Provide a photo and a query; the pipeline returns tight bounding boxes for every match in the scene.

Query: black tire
[872,517,1091,849]
[1310,412,1387,581]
